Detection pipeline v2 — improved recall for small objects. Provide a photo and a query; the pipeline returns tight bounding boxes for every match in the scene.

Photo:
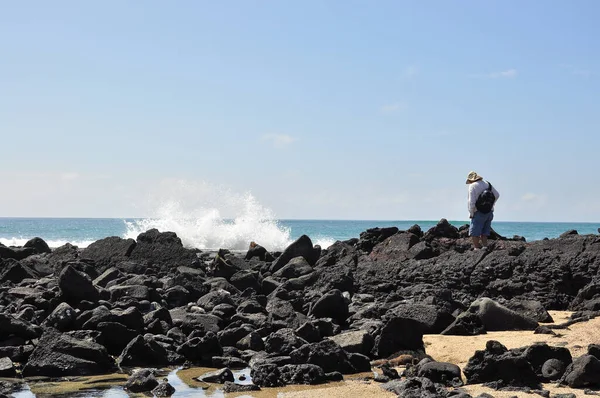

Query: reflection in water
[12,368,255,398]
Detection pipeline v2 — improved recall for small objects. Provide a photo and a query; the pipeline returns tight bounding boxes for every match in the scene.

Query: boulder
[265,328,308,356]
[23,237,51,254]
[230,270,260,292]
[128,229,198,270]
[463,340,540,388]
[280,364,326,385]
[176,331,222,365]
[93,267,124,288]
[117,334,171,367]
[81,237,136,272]
[424,219,460,240]
[196,368,234,383]
[250,363,283,387]
[523,343,572,380]
[374,316,425,358]
[197,290,234,312]
[327,330,373,356]
[385,304,455,334]
[152,381,176,397]
[559,354,600,388]
[0,259,38,284]
[58,265,100,304]
[356,227,399,253]
[223,381,261,393]
[43,302,76,332]
[273,256,314,279]
[289,339,355,374]
[369,232,420,262]
[270,235,321,273]
[124,368,158,393]
[97,322,139,355]
[22,328,115,376]
[417,361,463,387]
[381,377,450,398]
[309,289,349,323]
[0,357,16,378]
[0,314,42,340]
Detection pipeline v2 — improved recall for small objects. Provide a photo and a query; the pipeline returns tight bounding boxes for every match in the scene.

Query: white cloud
[261,134,297,149]
[381,102,407,113]
[471,69,518,79]
[489,69,517,79]
[560,64,591,78]
[521,193,548,206]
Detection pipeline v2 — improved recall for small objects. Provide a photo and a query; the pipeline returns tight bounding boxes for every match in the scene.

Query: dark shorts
[470,211,494,237]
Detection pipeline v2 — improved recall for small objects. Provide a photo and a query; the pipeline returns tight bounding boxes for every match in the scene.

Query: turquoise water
[0,218,598,251]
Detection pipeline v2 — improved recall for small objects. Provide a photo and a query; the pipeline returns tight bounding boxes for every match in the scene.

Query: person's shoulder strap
[487,181,492,190]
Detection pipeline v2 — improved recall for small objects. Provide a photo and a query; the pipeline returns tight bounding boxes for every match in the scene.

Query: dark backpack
[475,182,496,214]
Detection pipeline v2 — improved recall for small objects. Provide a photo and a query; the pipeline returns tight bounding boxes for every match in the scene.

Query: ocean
[1,217,599,252]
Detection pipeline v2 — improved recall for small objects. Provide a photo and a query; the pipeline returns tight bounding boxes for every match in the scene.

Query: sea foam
[124,182,293,251]
[0,237,96,249]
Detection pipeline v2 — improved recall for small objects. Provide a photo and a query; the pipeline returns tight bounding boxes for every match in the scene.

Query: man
[466,171,500,250]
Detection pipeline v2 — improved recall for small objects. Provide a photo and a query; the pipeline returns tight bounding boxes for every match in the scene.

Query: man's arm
[467,185,477,217]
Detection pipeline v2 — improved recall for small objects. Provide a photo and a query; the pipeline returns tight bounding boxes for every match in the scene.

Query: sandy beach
[273,311,599,398]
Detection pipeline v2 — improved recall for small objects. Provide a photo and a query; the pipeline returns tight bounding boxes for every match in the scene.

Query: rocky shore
[1,219,600,397]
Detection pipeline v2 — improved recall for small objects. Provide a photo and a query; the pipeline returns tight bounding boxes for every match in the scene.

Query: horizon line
[0,216,598,224]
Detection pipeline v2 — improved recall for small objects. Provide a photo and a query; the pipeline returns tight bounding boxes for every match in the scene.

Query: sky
[1,1,599,222]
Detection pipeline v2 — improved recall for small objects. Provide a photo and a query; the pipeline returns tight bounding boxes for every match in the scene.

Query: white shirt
[468,180,500,217]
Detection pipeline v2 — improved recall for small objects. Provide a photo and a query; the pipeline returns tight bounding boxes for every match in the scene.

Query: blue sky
[1,1,599,221]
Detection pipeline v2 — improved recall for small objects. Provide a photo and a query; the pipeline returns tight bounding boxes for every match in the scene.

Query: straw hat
[466,171,483,184]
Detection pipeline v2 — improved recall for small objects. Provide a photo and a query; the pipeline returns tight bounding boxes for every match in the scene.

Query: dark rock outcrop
[23,328,115,376]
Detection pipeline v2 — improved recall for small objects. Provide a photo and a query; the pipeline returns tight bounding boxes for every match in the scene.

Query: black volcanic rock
[559,354,600,388]
[523,343,572,381]
[308,289,348,323]
[0,259,38,284]
[81,236,136,272]
[424,219,460,240]
[463,340,540,388]
[23,328,115,377]
[124,368,158,392]
[43,302,76,332]
[270,235,321,273]
[23,237,51,254]
[176,331,222,365]
[0,313,42,340]
[117,334,171,367]
[374,316,425,358]
[280,363,326,385]
[289,339,354,374]
[385,303,455,334]
[58,264,101,304]
[128,229,198,271]
[356,227,399,253]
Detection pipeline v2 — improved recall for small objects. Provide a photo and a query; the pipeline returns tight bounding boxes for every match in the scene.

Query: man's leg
[481,212,494,248]
[470,212,484,249]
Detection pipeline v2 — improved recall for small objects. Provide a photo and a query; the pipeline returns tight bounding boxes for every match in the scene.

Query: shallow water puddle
[12,367,254,398]
[12,368,378,397]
